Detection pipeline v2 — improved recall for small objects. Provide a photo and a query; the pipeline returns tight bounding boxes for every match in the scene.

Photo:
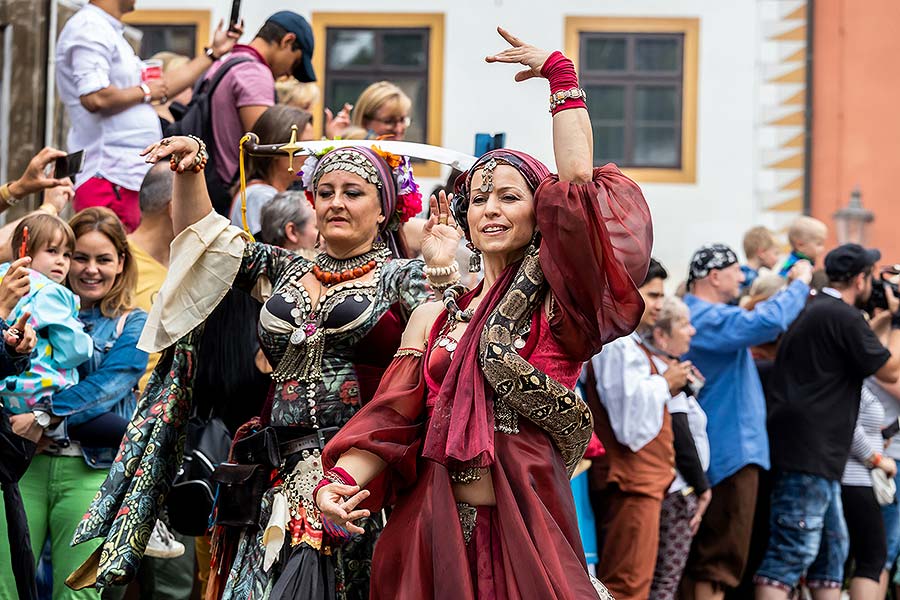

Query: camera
[866,266,900,314]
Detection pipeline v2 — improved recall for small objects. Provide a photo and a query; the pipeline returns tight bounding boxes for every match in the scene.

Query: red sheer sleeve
[322,351,426,511]
[536,164,653,361]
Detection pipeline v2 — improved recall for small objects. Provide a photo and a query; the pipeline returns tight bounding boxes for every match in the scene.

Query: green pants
[0,454,107,599]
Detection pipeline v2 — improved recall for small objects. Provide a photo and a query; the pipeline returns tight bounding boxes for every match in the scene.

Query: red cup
[141,59,163,82]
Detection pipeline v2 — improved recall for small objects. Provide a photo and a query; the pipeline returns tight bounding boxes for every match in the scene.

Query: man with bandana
[680,243,812,600]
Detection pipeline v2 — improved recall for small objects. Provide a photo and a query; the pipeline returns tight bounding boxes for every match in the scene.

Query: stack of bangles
[312,467,358,509]
[424,261,461,292]
[167,134,209,173]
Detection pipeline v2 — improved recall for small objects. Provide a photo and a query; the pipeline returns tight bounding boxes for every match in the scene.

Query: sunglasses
[369,115,411,128]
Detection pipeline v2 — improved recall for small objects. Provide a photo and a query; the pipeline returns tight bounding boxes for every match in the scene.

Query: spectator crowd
[1,1,899,599]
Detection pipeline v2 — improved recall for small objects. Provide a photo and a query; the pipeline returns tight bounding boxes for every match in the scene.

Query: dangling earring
[315,233,322,250]
[467,241,482,273]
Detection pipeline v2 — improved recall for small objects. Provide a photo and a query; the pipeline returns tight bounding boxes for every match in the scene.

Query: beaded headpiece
[300,145,422,233]
[312,149,381,190]
[452,149,551,239]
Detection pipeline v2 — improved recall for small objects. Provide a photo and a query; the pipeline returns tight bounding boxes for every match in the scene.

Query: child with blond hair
[741,226,781,294]
[779,216,828,276]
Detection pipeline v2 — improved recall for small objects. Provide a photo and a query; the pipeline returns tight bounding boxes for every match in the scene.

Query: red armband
[541,51,587,116]
[312,467,359,509]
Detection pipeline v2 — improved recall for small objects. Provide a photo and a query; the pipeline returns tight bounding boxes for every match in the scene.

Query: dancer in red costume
[317,27,654,599]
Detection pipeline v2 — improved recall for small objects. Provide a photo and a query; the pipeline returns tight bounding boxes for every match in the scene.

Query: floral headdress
[299,145,422,232]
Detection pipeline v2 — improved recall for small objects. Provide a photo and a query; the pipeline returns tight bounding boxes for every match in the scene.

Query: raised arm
[485,27,593,183]
[141,136,213,235]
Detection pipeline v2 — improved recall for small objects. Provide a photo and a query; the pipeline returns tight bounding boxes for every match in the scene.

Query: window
[325,28,429,143]
[122,10,210,58]
[312,13,445,177]
[565,17,698,183]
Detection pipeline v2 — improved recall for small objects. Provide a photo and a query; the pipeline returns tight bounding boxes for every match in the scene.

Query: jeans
[0,454,107,599]
[882,469,900,570]
[754,471,849,589]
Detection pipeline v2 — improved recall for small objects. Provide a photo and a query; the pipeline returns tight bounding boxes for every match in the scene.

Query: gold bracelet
[0,182,23,206]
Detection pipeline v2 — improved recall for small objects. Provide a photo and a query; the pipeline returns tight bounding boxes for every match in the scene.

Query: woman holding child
[0,207,147,600]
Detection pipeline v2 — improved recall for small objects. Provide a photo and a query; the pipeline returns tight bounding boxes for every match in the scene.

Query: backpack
[165,415,232,536]
[164,55,253,216]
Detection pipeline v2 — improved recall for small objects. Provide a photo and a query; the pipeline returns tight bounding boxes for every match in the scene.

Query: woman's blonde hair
[740,271,787,310]
[150,51,191,75]
[68,207,136,318]
[352,81,411,128]
[276,78,320,110]
[11,213,75,259]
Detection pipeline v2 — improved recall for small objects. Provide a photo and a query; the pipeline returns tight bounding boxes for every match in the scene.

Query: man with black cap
[680,243,812,600]
[755,244,900,600]
[205,10,316,190]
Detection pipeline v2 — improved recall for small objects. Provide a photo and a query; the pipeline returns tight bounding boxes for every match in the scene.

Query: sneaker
[145,519,185,559]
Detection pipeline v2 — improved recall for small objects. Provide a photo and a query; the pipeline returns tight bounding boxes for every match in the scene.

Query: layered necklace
[312,242,390,286]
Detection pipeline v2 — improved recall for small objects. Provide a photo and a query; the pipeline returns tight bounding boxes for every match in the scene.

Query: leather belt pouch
[212,463,269,527]
[231,427,281,468]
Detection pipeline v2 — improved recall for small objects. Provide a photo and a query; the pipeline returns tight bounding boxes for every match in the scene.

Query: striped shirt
[868,378,900,460]
[842,385,886,487]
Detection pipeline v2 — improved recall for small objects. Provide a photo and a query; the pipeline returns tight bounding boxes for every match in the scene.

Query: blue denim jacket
[684,279,809,486]
[51,307,148,468]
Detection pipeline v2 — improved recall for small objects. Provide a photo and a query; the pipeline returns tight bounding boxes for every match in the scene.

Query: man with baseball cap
[204,11,316,201]
[755,244,900,599]
[680,243,812,600]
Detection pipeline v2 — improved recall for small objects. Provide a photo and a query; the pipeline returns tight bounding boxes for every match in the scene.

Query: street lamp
[833,186,874,245]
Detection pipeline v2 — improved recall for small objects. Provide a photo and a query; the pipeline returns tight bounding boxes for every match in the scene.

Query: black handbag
[231,427,281,468]
[166,416,232,536]
[211,462,270,527]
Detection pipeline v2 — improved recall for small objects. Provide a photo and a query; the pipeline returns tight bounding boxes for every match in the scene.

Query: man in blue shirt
[681,243,811,600]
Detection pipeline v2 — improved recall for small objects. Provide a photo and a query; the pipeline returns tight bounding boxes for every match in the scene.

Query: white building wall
[132,0,761,284]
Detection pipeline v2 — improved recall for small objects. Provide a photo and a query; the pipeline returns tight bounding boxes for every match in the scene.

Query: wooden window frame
[565,16,699,184]
[312,12,445,178]
[122,9,211,57]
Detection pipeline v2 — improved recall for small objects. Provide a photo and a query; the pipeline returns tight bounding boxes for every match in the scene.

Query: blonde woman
[352,81,412,140]
[150,52,193,126]
[276,77,320,111]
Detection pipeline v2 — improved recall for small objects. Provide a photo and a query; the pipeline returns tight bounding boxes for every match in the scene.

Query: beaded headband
[312,148,381,190]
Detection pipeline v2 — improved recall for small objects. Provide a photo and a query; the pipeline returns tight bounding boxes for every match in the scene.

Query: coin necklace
[435,284,474,358]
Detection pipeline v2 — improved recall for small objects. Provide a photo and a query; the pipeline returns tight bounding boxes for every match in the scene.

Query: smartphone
[883,417,900,440]
[474,133,506,157]
[228,0,242,33]
[54,150,84,180]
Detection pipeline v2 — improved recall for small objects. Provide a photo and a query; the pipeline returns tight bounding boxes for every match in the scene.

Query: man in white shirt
[582,258,694,600]
[55,0,239,232]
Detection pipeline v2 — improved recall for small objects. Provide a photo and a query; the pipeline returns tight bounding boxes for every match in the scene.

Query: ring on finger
[160,138,171,146]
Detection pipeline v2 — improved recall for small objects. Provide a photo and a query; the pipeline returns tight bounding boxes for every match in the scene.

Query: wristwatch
[204,46,221,61]
[140,83,152,104]
[33,410,51,429]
